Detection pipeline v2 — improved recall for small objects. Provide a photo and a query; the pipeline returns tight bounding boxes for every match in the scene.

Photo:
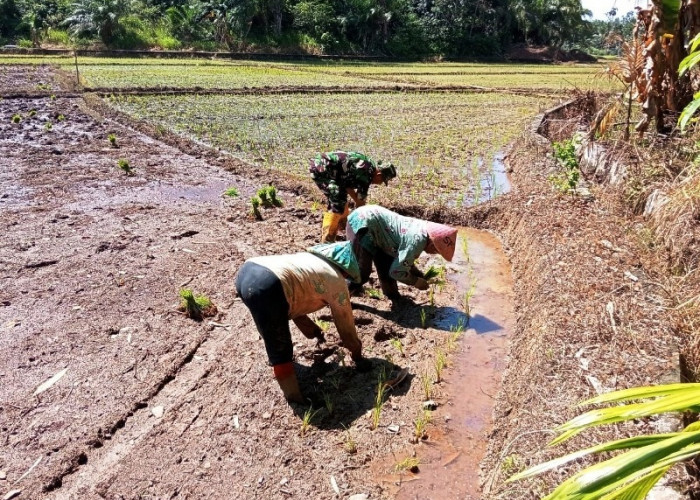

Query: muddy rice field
[0,61,680,499]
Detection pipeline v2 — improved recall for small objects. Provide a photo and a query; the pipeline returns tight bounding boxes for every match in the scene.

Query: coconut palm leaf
[551,388,700,445]
[582,382,700,405]
[508,433,681,482]
[509,383,700,499]
[543,439,700,500]
[598,469,668,500]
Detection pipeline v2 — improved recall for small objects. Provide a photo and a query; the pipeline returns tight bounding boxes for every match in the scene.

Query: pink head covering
[425,222,458,262]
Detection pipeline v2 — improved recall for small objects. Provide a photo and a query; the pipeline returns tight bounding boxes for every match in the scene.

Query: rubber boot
[273,362,303,403]
[321,211,342,243]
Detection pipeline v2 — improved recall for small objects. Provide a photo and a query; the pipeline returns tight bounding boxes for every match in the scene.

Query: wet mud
[377,229,513,500]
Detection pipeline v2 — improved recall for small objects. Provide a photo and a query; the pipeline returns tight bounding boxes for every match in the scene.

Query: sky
[581,0,645,20]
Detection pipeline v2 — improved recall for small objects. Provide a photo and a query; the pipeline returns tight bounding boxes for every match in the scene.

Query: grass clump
[179,288,216,321]
[11,114,21,123]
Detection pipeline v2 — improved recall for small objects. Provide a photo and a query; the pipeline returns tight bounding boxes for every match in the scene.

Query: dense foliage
[0,0,637,57]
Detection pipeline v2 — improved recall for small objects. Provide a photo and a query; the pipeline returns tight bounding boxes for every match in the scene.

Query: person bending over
[235,241,368,403]
[346,205,458,299]
[309,151,396,242]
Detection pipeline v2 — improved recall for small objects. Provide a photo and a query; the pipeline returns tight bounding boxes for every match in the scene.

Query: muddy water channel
[384,228,514,499]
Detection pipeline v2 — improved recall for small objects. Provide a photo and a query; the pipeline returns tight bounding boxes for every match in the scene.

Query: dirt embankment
[0,64,680,499]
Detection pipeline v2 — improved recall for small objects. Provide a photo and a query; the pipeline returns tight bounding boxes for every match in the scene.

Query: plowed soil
[0,66,511,500]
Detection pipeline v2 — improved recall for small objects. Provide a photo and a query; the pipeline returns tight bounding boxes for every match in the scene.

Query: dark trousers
[235,261,292,366]
[353,229,400,298]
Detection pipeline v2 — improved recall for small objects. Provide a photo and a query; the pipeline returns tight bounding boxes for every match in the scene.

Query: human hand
[409,265,425,279]
[414,277,429,290]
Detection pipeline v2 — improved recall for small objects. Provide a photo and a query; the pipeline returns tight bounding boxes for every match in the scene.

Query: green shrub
[549,138,580,193]
[18,39,33,48]
[44,29,71,46]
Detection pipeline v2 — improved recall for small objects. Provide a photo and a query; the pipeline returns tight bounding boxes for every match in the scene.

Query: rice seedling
[300,407,319,436]
[371,368,388,430]
[108,133,118,147]
[250,196,262,220]
[446,318,466,351]
[389,337,404,356]
[463,273,477,317]
[11,114,20,123]
[419,369,433,401]
[178,288,215,321]
[419,308,428,329]
[223,187,239,198]
[343,429,357,454]
[413,410,432,442]
[57,114,65,122]
[28,109,36,117]
[322,392,334,416]
[117,158,133,176]
[394,456,420,473]
[434,349,447,383]
[365,288,383,299]
[44,122,52,131]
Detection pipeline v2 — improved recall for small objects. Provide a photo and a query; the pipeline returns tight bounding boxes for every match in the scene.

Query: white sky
[581,0,647,20]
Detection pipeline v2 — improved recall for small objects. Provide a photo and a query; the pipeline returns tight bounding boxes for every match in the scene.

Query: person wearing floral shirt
[309,151,397,242]
[235,241,368,403]
[346,205,458,299]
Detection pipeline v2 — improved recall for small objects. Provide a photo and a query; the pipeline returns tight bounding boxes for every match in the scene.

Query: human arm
[345,187,365,207]
[292,315,325,342]
[326,288,363,362]
[389,235,428,286]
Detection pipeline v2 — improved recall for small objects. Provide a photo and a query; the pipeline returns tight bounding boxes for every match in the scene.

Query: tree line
[1,0,633,58]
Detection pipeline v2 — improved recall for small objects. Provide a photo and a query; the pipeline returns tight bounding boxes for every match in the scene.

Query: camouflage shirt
[309,151,377,213]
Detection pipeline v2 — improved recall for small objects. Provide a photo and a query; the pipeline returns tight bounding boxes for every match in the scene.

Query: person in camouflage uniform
[309,151,397,242]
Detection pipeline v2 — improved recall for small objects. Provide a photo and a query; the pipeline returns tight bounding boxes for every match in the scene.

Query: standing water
[380,228,514,499]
